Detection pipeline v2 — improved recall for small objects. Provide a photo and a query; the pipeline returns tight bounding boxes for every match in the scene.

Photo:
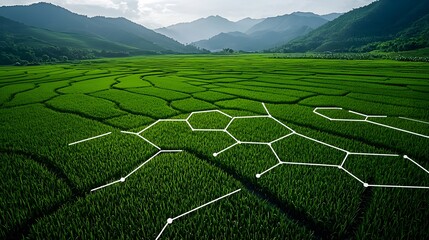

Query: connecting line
[262,102,271,116]
[348,152,399,157]
[68,132,112,146]
[314,107,429,139]
[156,223,169,240]
[294,133,349,153]
[256,163,282,178]
[156,189,241,240]
[340,148,400,169]
[78,102,429,194]
[340,153,350,167]
[138,120,161,134]
[366,120,429,139]
[368,184,429,190]
[270,116,296,132]
[90,149,182,192]
[405,155,429,174]
[192,129,224,132]
[121,131,161,150]
[270,132,296,144]
[186,109,233,120]
[338,154,429,189]
[207,103,426,191]
[338,166,366,186]
[399,117,429,125]
[349,110,387,119]
[313,107,364,122]
[137,119,187,135]
[212,103,297,157]
[119,103,429,191]
[268,144,282,162]
[213,142,240,157]
[234,115,271,120]
[67,102,429,240]
[256,161,339,179]
[242,141,269,145]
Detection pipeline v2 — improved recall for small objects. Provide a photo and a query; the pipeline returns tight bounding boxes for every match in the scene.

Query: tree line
[0,41,162,66]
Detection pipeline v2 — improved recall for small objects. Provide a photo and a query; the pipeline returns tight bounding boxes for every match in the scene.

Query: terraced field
[1,55,428,239]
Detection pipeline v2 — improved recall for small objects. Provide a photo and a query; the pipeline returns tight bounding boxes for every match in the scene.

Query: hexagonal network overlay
[226,116,293,143]
[313,107,429,139]
[315,108,366,121]
[69,102,429,240]
[69,102,429,193]
[342,154,429,188]
[187,110,232,130]
[271,134,346,166]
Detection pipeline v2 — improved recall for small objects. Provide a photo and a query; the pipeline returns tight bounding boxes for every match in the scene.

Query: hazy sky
[1,0,376,28]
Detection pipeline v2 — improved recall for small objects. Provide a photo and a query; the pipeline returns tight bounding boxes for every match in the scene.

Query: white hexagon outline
[69,102,429,239]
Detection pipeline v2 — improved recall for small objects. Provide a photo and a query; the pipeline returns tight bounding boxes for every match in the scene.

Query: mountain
[155,15,264,44]
[0,16,136,51]
[363,14,429,52]
[192,12,330,52]
[0,2,200,54]
[235,17,265,32]
[0,15,147,65]
[275,0,429,52]
[320,13,343,21]
[193,32,258,52]
[246,12,328,35]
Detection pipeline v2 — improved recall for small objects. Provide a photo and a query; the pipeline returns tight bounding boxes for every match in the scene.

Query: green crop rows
[1,55,428,239]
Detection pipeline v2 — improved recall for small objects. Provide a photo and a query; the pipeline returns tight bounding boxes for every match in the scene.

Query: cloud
[0,0,376,28]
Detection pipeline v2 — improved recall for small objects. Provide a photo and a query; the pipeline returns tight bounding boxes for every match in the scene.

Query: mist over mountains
[155,16,265,44]
[156,12,342,52]
[192,12,341,52]
[0,2,200,54]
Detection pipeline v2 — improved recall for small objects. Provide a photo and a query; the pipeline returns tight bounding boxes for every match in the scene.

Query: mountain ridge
[0,2,201,54]
[275,0,429,52]
[155,15,265,44]
[192,12,333,52]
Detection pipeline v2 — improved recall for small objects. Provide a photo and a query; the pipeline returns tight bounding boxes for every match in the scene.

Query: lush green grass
[0,153,71,238]
[171,98,217,112]
[3,81,69,107]
[46,94,126,119]
[0,83,35,105]
[91,89,178,118]
[128,87,189,101]
[192,90,235,102]
[114,74,152,89]
[0,55,428,239]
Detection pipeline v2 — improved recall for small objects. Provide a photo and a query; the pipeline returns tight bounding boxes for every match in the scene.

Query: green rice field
[1,54,428,239]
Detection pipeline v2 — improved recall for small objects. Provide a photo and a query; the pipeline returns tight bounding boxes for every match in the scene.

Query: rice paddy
[1,54,428,239]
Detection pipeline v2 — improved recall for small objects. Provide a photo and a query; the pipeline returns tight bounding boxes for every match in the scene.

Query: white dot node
[337,166,343,169]
[120,177,126,182]
[213,153,218,157]
[167,218,173,224]
[403,155,408,159]
[256,174,261,179]
[364,183,369,188]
